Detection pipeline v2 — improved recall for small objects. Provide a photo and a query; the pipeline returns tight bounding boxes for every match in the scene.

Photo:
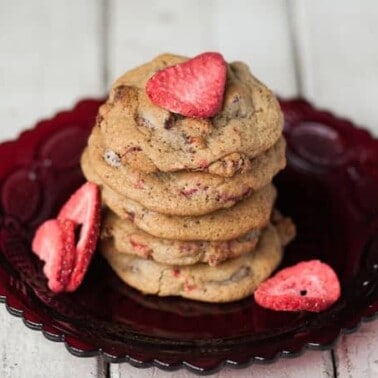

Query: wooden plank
[289,0,378,134]
[108,0,214,83]
[335,320,378,378]
[0,0,104,141]
[0,305,106,378]
[0,0,105,376]
[108,0,298,97]
[111,350,333,377]
[211,0,298,97]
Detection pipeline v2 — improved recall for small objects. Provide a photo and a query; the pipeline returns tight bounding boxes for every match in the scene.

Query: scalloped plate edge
[0,97,378,374]
[1,290,378,375]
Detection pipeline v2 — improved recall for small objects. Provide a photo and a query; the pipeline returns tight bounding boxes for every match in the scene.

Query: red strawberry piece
[254,260,341,312]
[32,219,76,293]
[129,236,151,258]
[58,182,101,291]
[146,52,227,118]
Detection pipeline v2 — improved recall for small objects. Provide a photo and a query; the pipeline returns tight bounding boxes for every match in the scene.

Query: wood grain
[0,0,104,140]
[108,0,298,97]
[0,304,105,378]
[290,0,378,134]
[335,321,378,378]
[111,350,333,378]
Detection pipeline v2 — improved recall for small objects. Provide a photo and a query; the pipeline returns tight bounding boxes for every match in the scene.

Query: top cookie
[98,53,283,174]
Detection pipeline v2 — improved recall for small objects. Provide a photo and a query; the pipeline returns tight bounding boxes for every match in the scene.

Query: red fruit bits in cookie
[58,182,101,291]
[146,52,227,118]
[32,219,76,293]
[254,260,341,312]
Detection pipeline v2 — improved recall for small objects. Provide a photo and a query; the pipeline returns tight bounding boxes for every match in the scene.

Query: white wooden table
[1,1,378,377]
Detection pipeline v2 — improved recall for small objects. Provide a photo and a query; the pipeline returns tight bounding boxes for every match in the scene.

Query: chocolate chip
[230,266,250,282]
[104,149,121,167]
[164,114,177,129]
[300,290,307,296]
[125,211,135,221]
[136,116,154,129]
[113,85,128,102]
[125,146,142,153]
[95,114,104,126]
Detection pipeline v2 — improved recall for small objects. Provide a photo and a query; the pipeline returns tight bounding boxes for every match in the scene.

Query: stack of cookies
[81,53,295,303]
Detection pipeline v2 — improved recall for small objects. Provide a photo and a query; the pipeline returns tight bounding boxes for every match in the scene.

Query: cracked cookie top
[98,53,283,175]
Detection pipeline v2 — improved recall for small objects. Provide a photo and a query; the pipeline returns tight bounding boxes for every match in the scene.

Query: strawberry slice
[254,260,341,312]
[146,52,227,118]
[32,219,76,293]
[58,182,101,291]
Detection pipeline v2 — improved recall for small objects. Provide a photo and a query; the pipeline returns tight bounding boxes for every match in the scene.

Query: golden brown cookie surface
[97,54,283,174]
[101,224,284,303]
[101,211,260,266]
[81,154,276,241]
[83,126,285,216]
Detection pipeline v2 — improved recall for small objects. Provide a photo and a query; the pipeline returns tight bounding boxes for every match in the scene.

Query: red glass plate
[0,99,377,374]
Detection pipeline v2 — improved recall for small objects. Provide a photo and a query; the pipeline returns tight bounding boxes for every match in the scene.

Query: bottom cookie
[101,224,285,303]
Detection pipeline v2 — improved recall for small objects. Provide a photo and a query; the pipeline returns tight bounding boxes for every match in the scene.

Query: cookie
[271,210,297,246]
[101,224,284,303]
[81,155,276,240]
[101,211,260,266]
[98,54,283,174]
[102,184,275,241]
[82,125,285,216]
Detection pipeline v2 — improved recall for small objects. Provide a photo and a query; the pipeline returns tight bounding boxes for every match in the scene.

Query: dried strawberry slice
[146,52,227,118]
[32,218,76,293]
[58,182,101,291]
[254,260,341,312]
